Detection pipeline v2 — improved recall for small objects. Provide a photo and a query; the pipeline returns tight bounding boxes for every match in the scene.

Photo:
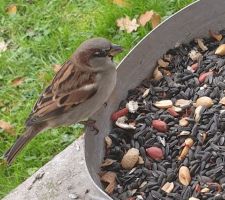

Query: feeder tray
[85,0,225,199]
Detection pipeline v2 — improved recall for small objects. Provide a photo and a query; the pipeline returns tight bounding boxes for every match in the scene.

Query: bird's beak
[109,44,123,57]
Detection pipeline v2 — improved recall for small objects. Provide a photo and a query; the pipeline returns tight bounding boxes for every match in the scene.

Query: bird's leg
[80,119,99,134]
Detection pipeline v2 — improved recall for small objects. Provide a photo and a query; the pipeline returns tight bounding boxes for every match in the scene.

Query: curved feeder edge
[85,0,225,199]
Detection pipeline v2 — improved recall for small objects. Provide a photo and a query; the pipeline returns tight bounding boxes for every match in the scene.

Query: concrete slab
[3,135,107,200]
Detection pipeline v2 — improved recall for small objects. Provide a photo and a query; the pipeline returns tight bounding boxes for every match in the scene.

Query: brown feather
[26,58,98,126]
[58,84,97,106]
[4,124,46,165]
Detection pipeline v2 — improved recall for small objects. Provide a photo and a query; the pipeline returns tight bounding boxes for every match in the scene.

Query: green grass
[0,0,194,198]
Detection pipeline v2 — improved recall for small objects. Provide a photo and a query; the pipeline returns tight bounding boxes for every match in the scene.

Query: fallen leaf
[138,11,154,26]
[6,4,17,15]
[113,0,129,7]
[0,41,8,53]
[209,30,223,41]
[151,12,161,28]
[0,120,15,135]
[116,16,139,33]
[52,64,61,73]
[11,77,24,87]
[100,171,117,194]
[138,10,161,28]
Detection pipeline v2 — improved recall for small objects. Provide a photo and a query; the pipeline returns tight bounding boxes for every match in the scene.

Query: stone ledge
[3,135,108,200]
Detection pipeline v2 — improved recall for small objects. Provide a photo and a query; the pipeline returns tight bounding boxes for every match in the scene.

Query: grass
[0,0,194,198]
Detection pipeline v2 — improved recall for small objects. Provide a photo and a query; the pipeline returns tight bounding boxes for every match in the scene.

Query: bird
[4,37,123,165]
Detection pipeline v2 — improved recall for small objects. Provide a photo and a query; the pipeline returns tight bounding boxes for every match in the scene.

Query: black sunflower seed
[102,29,225,199]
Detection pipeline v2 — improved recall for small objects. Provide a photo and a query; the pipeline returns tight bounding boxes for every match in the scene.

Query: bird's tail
[4,125,45,165]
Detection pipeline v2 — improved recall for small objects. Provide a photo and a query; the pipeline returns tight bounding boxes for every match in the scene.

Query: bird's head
[74,38,123,68]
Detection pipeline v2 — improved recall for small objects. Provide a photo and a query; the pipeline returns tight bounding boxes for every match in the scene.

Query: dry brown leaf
[209,30,223,41]
[138,10,161,28]
[113,0,129,7]
[100,171,117,194]
[52,64,61,73]
[0,120,15,135]
[0,41,8,53]
[6,4,17,15]
[138,11,154,27]
[11,77,24,87]
[151,12,161,28]
[116,16,139,33]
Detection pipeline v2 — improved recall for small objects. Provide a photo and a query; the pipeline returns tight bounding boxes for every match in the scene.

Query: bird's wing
[26,60,98,126]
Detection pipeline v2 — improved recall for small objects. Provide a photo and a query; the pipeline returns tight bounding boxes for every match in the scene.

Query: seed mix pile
[100,30,225,200]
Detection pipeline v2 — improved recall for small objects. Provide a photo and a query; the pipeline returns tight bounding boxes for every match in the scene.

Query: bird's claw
[80,119,99,135]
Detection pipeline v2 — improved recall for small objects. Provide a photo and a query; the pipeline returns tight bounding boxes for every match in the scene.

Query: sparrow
[4,37,123,165]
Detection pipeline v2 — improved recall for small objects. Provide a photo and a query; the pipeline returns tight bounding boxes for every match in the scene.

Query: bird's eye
[94,49,110,57]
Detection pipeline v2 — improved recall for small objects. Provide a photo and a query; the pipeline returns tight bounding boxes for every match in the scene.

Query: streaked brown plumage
[4,38,122,165]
